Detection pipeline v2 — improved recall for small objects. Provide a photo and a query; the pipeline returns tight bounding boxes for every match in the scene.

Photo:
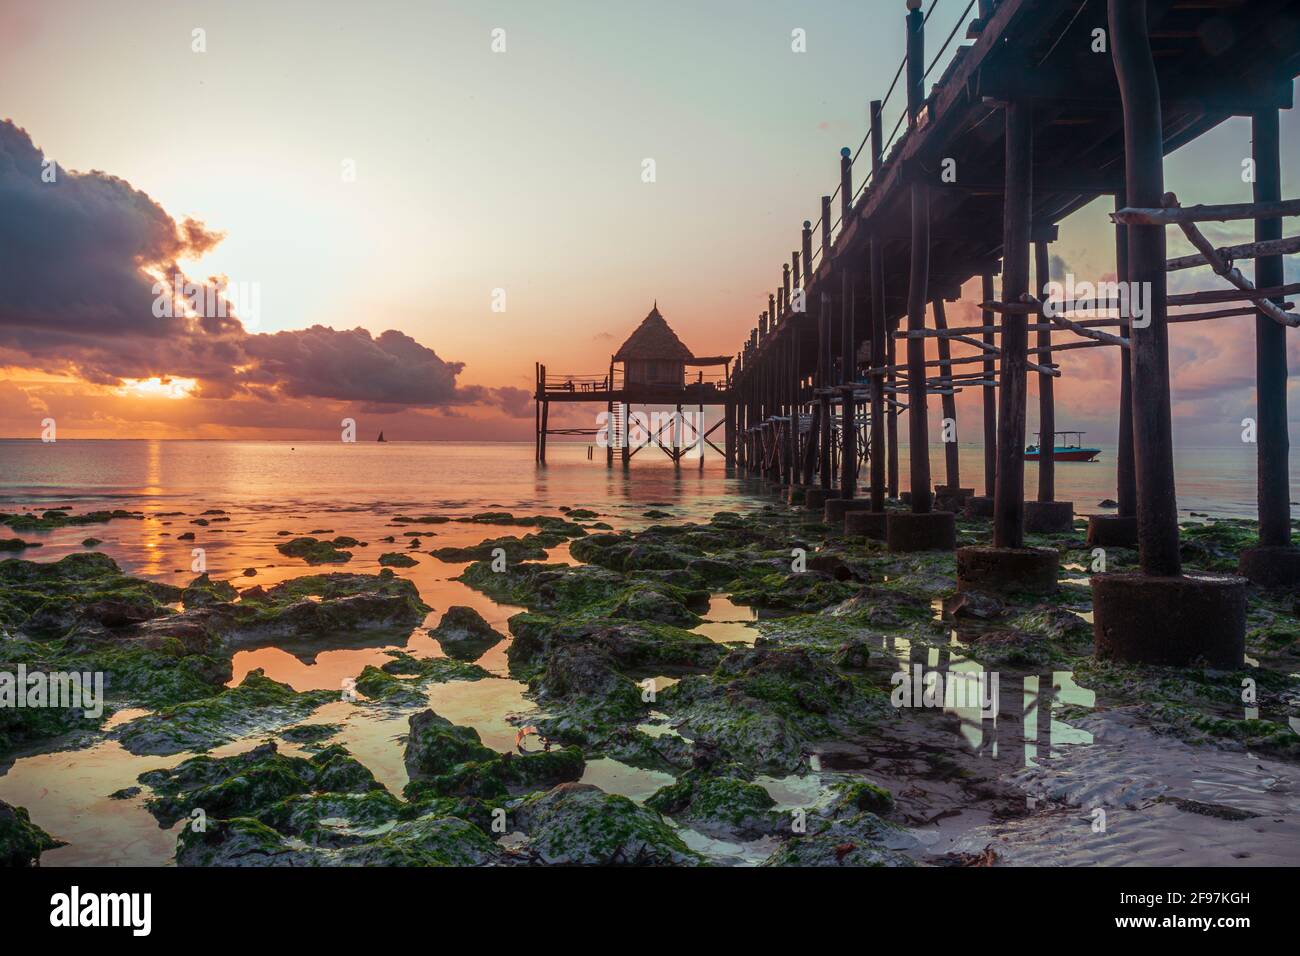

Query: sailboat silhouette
[377,431,387,443]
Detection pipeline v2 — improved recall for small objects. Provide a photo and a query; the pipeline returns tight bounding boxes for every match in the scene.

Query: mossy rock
[118,669,335,756]
[140,742,384,827]
[0,799,62,866]
[275,537,353,565]
[513,783,703,866]
[646,771,781,838]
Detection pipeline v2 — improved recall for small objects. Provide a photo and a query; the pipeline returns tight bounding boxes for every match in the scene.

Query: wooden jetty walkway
[537,0,1300,669]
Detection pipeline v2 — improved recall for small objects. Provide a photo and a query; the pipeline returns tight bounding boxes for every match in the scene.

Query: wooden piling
[993,102,1032,549]
[904,1,931,513]
[841,271,857,498]
[1252,106,1290,548]
[1033,240,1056,502]
[1110,0,1180,576]
[933,298,960,491]
[869,99,887,514]
[981,273,997,497]
[1114,193,1137,517]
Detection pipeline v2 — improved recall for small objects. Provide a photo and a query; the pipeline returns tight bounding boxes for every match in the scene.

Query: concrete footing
[804,487,839,511]
[956,545,1058,594]
[1092,571,1247,667]
[1086,514,1138,548]
[886,511,956,552]
[935,486,975,512]
[964,495,995,518]
[844,510,888,540]
[1024,499,1074,533]
[1238,545,1300,588]
[824,498,873,526]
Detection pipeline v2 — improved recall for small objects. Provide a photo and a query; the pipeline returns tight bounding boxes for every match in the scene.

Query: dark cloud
[243,326,480,407]
[0,120,493,412]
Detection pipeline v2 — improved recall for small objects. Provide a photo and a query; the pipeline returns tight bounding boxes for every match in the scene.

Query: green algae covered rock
[660,645,887,775]
[140,742,384,827]
[429,606,504,661]
[181,573,239,609]
[118,669,335,756]
[176,817,311,866]
[377,551,418,568]
[763,811,916,867]
[646,771,782,839]
[0,799,62,866]
[406,746,585,801]
[0,552,180,635]
[275,536,353,565]
[0,509,142,533]
[332,814,504,866]
[403,709,498,777]
[514,783,702,866]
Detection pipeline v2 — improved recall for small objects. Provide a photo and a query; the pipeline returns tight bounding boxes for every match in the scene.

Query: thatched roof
[614,304,694,362]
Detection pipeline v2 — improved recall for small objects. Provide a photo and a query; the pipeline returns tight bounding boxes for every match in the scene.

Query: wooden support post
[887,316,900,499]
[788,330,799,485]
[840,147,852,227]
[534,362,541,463]
[993,102,1032,549]
[724,399,736,469]
[1110,0,1180,576]
[905,1,931,514]
[841,271,857,498]
[933,298,960,491]
[819,294,833,489]
[820,196,832,264]
[869,98,887,513]
[1114,194,1137,518]
[621,402,630,469]
[1252,106,1291,549]
[1034,240,1056,502]
[539,398,549,464]
[981,273,997,497]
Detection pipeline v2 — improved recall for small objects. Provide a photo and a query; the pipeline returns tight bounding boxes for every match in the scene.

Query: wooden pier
[533,305,734,467]
[537,0,1300,666]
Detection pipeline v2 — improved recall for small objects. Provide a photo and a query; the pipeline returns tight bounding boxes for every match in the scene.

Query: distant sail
[377,431,387,442]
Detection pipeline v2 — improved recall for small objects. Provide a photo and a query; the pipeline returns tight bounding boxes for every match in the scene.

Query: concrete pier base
[824,498,873,526]
[1023,499,1074,533]
[956,545,1057,594]
[1092,572,1247,667]
[844,510,888,540]
[1238,545,1300,588]
[964,495,995,518]
[886,511,956,552]
[935,486,975,512]
[804,487,839,512]
[1086,514,1138,548]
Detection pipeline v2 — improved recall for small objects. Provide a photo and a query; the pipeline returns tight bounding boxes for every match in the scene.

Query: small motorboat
[1025,430,1100,462]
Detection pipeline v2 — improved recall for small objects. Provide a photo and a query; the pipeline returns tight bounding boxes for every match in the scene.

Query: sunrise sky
[1,0,1297,443]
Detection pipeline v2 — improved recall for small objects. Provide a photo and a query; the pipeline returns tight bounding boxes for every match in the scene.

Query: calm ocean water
[0,438,1290,523]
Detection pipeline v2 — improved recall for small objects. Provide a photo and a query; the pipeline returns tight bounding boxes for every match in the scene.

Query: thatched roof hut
[614,304,693,386]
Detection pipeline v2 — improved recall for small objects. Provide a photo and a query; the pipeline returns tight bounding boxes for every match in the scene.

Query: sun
[114,377,198,400]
